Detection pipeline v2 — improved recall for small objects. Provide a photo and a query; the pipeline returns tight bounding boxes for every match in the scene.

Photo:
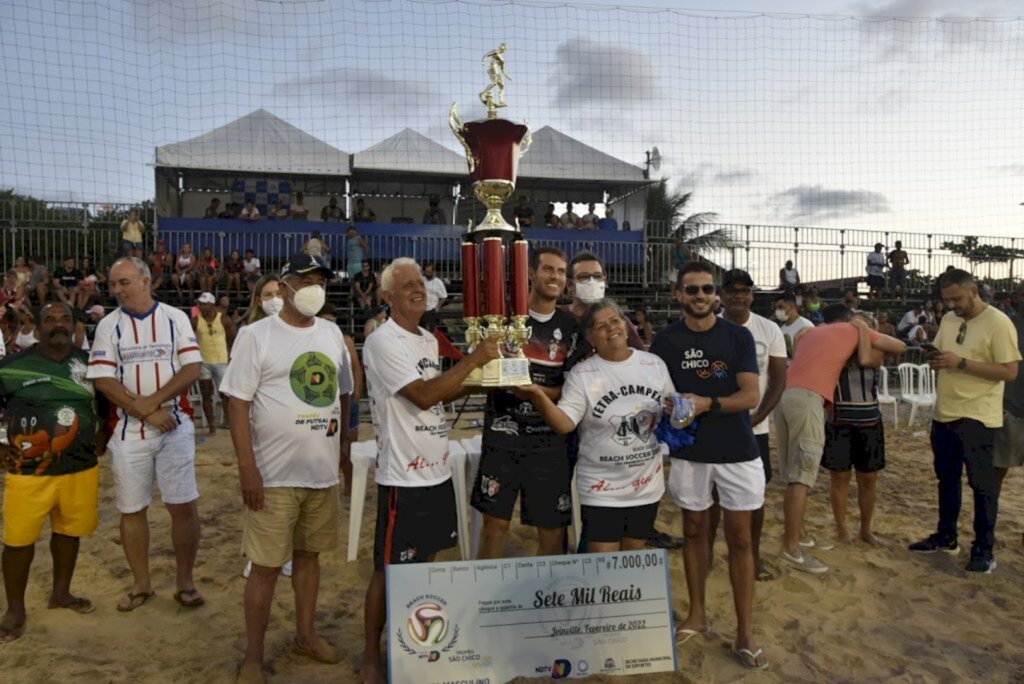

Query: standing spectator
[512,196,534,227]
[195,246,219,296]
[560,202,581,229]
[421,263,447,332]
[320,196,345,223]
[192,292,236,436]
[354,198,376,223]
[634,305,654,348]
[290,192,309,220]
[543,203,561,228]
[86,257,204,611]
[774,293,814,359]
[268,198,288,220]
[204,198,221,219]
[580,203,599,229]
[26,256,48,305]
[909,269,1020,573]
[360,258,500,684]
[421,196,447,225]
[239,200,261,222]
[866,243,887,299]
[301,231,331,260]
[172,243,197,301]
[50,256,83,306]
[242,249,262,292]
[352,260,376,310]
[244,274,283,325]
[888,240,910,301]
[345,225,369,276]
[779,260,800,292]
[120,209,146,258]
[223,249,245,300]
[0,302,104,642]
[650,262,768,670]
[221,254,353,682]
[994,284,1024,546]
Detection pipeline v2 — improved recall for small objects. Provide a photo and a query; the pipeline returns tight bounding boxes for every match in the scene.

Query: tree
[644,178,733,250]
[940,236,1024,267]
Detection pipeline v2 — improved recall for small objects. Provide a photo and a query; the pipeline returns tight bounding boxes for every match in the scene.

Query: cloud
[990,164,1024,176]
[272,68,439,106]
[769,185,890,221]
[550,38,658,106]
[849,0,1021,18]
[672,163,758,189]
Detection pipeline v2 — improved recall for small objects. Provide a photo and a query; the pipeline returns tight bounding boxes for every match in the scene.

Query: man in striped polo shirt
[86,257,204,612]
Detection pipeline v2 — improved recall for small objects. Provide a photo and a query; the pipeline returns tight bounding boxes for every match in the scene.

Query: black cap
[281,253,333,279]
[721,269,754,288]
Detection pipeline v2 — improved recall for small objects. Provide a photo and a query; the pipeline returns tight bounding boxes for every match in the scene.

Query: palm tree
[645,178,733,251]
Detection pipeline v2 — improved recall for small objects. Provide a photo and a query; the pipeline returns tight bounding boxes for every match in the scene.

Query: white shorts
[199,362,227,387]
[106,419,199,513]
[668,459,765,512]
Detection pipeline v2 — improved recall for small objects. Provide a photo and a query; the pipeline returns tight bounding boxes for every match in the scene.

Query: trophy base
[464,357,531,387]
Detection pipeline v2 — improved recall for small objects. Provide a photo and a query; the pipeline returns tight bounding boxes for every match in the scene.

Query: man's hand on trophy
[469,333,503,368]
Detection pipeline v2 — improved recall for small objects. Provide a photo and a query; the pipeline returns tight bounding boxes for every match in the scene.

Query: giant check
[386,549,677,683]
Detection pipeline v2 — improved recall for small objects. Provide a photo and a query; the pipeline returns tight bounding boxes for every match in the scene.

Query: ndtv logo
[551,659,572,679]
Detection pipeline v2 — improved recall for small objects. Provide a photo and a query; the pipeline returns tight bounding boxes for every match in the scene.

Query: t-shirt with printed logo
[650,317,759,464]
[220,315,353,488]
[557,350,675,507]
[363,318,451,487]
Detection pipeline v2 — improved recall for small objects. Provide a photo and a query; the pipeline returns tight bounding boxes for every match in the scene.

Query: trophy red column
[461,242,479,318]
[510,240,528,316]
[482,237,505,317]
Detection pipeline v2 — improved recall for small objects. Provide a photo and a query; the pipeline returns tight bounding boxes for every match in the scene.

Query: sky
[1,0,1023,241]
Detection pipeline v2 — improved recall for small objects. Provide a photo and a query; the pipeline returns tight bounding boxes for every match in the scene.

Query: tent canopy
[519,126,645,186]
[352,128,466,177]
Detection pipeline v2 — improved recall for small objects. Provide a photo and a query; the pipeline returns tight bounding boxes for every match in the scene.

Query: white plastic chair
[917,363,937,404]
[347,440,378,562]
[897,362,933,426]
[447,440,471,560]
[461,436,483,559]
[876,366,898,426]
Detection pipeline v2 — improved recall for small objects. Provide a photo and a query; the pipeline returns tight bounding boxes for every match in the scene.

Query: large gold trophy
[450,44,532,387]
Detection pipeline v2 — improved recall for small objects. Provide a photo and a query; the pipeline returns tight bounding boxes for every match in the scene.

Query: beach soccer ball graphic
[288,351,337,407]
[407,602,449,647]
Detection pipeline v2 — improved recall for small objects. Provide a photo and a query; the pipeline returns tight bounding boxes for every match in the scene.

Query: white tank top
[15,327,37,349]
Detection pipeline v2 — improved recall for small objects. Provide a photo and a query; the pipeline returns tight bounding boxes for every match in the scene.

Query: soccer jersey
[484,308,577,439]
[0,347,100,476]
[86,302,202,441]
[219,316,354,488]
[363,319,450,487]
[557,350,674,507]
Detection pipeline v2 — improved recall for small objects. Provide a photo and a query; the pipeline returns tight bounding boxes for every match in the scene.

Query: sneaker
[965,555,996,574]
[799,535,832,550]
[798,535,816,548]
[779,546,829,574]
[908,534,960,555]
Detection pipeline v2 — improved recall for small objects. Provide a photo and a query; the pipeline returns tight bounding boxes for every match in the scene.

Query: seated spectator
[779,259,799,291]
[195,246,220,295]
[352,260,376,310]
[321,196,346,222]
[421,196,447,225]
[634,305,654,348]
[0,270,26,312]
[355,198,376,222]
[907,315,929,345]
[512,196,534,227]
[842,288,862,312]
[13,306,38,351]
[239,200,261,221]
[291,192,309,220]
[302,230,331,259]
[74,275,100,311]
[121,209,145,257]
[922,299,938,325]
[26,255,48,305]
[803,285,824,324]
[896,304,923,337]
[597,207,618,231]
[99,243,119,283]
[147,240,169,293]
[173,242,197,300]
[204,198,221,218]
[622,220,632,230]
[560,202,582,229]
[580,203,599,229]
[12,257,32,291]
[877,311,897,337]
[219,201,237,218]
[268,198,288,220]
[50,256,83,306]
[223,249,245,299]
[85,304,106,325]
[543,203,561,228]
[242,249,261,291]
[363,305,388,340]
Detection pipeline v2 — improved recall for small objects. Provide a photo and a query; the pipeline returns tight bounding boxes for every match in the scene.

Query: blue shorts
[349,400,360,430]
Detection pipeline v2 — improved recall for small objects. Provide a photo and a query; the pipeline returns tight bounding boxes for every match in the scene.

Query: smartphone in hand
[921,343,940,357]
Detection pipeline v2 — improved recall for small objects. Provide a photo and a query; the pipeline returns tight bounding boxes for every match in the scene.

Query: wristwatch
[710,397,722,413]
[957,357,968,370]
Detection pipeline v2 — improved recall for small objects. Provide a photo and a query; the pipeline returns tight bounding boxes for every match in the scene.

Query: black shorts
[581,502,659,544]
[867,275,885,290]
[821,423,886,473]
[470,436,572,529]
[373,481,457,571]
[756,433,772,484]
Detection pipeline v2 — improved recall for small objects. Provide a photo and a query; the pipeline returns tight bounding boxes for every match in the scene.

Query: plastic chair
[347,440,378,562]
[447,439,470,560]
[461,436,483,559]
[876,366,899,426]
[917,363,938,404]
[897,362,932,426]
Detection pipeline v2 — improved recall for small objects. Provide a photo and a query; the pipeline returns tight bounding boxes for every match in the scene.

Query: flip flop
[117,591,155,612]
[173,589,205,608]
[48,597,96,614]
[675,626,710,645]
[732,646,769,670]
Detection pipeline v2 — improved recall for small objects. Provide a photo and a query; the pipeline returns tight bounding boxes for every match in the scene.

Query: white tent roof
[155,109,350,175]
[352,128,466,176]
[519,126,644,184]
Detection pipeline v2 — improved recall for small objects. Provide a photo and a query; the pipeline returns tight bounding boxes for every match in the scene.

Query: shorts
[756,433,772,484]
[470,437,572,529]
[993,411,1024,469]
[374,481,457,571]
[668,459,765,512]
[2,466,99,547]
[867,275,885,290]
[122,240,143,253]
[199,362,227,387]
[775,388,826,487]
[106,419,198,513]
[581,502,659,543]
[242,485,339,567]
[821,422,886,473]
[889,269,906,288]
[349,399,360,430]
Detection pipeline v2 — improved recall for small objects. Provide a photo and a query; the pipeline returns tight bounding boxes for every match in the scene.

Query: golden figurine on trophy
[450,45,533,387]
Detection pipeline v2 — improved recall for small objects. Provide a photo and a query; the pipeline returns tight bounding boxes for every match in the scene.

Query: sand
[3,409,1024,683]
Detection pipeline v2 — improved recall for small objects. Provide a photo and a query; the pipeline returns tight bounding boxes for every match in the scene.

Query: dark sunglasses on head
[683,284,717,296]
[956,321,967,345]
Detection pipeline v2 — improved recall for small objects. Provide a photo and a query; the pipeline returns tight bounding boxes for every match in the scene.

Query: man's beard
[683,302,713,319]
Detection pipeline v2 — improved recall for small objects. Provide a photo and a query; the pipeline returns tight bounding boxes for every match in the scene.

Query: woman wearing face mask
[245,274,284,325]
[566,251,646,366]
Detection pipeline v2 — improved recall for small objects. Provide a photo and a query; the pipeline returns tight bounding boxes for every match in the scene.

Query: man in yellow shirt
[120,209,146,258]
[192,292,236,435]
[909,269,1021,573]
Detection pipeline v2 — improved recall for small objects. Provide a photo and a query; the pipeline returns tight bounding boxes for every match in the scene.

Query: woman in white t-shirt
[523,299,676,553]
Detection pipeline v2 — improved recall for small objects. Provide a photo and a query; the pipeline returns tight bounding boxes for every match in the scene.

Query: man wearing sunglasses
[909,269,1020,573]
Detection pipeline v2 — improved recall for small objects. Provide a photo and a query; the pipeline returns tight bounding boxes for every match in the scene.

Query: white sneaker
[243,560,294,578]
[799,535,834,551]
[779,546,828,574]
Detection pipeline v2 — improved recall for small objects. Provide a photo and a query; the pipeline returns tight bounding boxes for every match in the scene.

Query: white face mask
[261,297,284,317]
[774,308,788,322]
[575,279,606,304]
[287,283,326,318]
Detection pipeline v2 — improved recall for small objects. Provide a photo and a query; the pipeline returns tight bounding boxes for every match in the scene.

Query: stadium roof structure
[352,128,467,177]
[519,125,645,188]
[155,108,351,176]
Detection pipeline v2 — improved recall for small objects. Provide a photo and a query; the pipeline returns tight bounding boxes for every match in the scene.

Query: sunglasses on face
[956,321,967,345]
[723,286,752,296]
[683,284,717,296]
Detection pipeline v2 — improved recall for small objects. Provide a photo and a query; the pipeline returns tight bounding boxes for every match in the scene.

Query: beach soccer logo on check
[396,598,460,659]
